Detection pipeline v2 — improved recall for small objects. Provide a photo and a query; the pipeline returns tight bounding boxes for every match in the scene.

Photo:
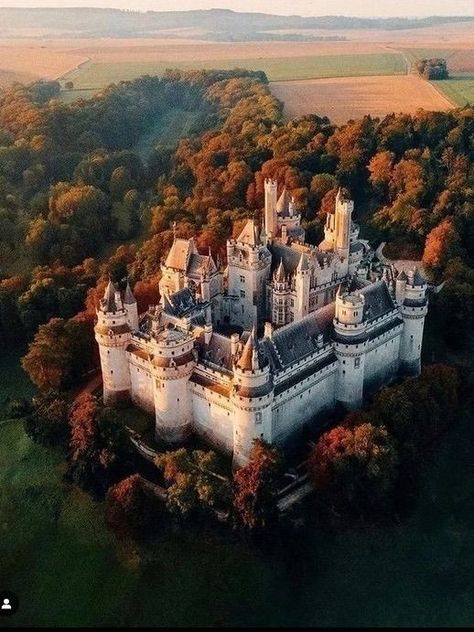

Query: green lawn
[432,76,474,106]
[61,52,407,94]
[0,348,35,419]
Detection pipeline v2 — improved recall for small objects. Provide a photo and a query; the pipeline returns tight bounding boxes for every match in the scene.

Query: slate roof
[204,333,233,369]
[123,280,136,305]
[269,242,334,276]
[276,187,292,217]
[102,280,117,312]
[262,302,336,369]
[163,288,196,317]
[359,280,396,322]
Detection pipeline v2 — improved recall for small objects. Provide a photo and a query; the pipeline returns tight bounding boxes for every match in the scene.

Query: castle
[95,182,428,465]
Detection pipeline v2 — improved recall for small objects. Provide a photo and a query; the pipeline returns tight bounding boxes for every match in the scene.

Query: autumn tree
[68,392,134,496]
[232,439,282,531]
[155,448,230,517]
[308,423,398,513]
[422,219,463,280]
[105,474,163,540]
[21,317,95,393]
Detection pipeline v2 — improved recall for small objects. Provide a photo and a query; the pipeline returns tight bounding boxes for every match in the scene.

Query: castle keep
[96,182,428,465]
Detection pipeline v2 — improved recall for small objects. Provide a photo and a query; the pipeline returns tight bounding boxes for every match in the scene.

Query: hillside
[1,8,474,41]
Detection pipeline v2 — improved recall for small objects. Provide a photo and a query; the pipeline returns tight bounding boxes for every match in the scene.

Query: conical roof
[274,258,286,282]
[236,327,265,371]
[123,279,136,305]
[102,279,117,312]
[276,187,291,216]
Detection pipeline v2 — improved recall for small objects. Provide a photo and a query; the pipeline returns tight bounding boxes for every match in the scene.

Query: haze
[2,0,474,19]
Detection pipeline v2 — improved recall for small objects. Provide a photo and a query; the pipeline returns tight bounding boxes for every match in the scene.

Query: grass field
[432,76,474,107]
[270,75,452,124]
[62,52,407,91]
[3,395,474,626]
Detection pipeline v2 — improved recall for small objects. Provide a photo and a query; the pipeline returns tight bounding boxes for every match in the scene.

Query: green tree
[155,448,230,517]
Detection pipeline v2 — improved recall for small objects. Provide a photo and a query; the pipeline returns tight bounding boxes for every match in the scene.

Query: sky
[2,1,474,19]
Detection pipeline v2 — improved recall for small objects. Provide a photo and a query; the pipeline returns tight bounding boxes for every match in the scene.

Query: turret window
[240,275,245,283]
[240,290,246,298]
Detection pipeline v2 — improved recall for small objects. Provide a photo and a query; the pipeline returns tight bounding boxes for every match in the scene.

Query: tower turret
[151,323,196,443]
[333,281,368,409]
[399,268,428,376]
[95,280,132,406]
[264,178,278,239]
[231,329,273,466]
[123,279,139,331]
[226,219,272,329]
[294,252,310,321]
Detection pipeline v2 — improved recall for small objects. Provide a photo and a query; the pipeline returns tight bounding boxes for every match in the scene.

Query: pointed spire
[276,187,291,216]
[123,278,136,305]
[274,258,286,283]
[236,327,263,371]
[101,279,117,312]
[297,252,309,273]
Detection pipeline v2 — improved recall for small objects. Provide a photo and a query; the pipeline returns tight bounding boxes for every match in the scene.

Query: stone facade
[96,185,428,465]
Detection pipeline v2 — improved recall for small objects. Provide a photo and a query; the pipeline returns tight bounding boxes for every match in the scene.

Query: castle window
[110,370,113,374]
[177,398,179,403]
[255,412,262,425]
[240,290,246,298]
[240,275,245,283]
[355,358,360,369]
[241,305,245,314]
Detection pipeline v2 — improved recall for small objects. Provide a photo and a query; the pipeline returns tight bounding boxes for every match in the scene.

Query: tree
[155,448,230,517]
[423,219,463,279]
[308,423,398,513]
[68,393,134,496]
[21,317,94,393]
[105,474,163,540]
[23,392,69,447]
[232,439,282,530]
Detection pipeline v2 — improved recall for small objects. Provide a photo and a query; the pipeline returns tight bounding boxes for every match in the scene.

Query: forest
[0,68,473,532]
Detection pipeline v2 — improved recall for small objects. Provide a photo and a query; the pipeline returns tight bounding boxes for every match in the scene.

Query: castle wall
[129,358,155,415]
[191,377,234,453]
[363,323,402,395]
[271,361,337,444]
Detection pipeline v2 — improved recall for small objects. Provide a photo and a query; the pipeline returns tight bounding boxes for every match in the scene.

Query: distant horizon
[2,1,474,19]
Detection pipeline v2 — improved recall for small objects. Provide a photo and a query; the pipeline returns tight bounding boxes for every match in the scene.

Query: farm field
[432,76,474,107]
[62,52,407,92]
[270,75,453,124]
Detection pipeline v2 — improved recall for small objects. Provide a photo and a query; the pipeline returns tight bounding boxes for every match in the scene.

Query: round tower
[333,282,367,410]
[231,329,274,467]
[95,280,132,406]
[151,323,196,443]
[399,268,428,376]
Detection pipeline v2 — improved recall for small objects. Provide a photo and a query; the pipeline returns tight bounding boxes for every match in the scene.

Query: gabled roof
[236,219,260,247]
[164,238,195,271]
